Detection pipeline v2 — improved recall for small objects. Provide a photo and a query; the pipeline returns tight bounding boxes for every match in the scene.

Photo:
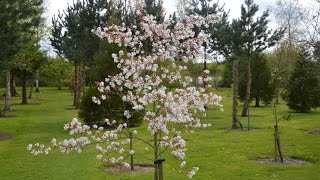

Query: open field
[0,87,319,180]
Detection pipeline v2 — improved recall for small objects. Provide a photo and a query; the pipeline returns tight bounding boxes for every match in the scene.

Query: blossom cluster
[28,118,135,167]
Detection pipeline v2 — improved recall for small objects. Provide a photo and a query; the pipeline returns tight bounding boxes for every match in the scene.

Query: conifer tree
[283,51,320,112]
[0,0,44,115]
[238,53,274,107]
[232,0,283,117]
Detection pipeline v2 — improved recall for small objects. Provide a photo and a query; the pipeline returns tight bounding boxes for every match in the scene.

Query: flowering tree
[28,14,222,179]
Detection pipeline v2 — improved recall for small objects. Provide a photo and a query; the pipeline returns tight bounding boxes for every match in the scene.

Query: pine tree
[141,0,164,23]
[186,0,231,58]
[283,51,320,112]
[232,0,283,117]
[238,53,274,107]
[51,0,125,108]
[0,0,44,115]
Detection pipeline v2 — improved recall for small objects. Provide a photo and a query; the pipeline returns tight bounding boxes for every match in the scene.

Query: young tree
[282,50,320,112]
[267,42,300,104]
[232,0,283,117]
[12,44,46,104]
[28,14,222,179]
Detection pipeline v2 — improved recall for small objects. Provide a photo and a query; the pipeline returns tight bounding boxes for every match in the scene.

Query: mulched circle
[0,133,13,141]
[105,164,154,174]
[255,158,311,166]
[224,128,257,132]
[307,129,320,135]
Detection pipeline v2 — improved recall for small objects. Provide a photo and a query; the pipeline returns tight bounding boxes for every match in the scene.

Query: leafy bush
[79,41,144,127]
[40,58,73,89]
[79,87,144,127]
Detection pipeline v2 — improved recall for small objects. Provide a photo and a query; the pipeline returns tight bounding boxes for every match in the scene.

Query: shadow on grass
[65,106,78,110]
[0,115,18,119]
[11,102,41,106]
[0,133,13,141]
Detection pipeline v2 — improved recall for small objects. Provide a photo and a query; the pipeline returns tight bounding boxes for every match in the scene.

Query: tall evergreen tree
[141,0,164,23]
[232,0,283,117]
[0,0,44,115]
[238,53,274,107]
[282,50,320,112]
[51,0,126,108]
[79,40,144,127]
[186,0,231,58]
[183,0,231,102]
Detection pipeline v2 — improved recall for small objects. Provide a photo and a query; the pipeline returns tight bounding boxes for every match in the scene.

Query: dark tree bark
[232,59,239,129]
[35,70,40,93]
[21,71,28,104]
[255,91,260,107]
[275,85,279,104]
[73,62,81,109]
[10,74,17,97]
[4,71,11,113]
[28,80,34,99]
[242,57,252,117]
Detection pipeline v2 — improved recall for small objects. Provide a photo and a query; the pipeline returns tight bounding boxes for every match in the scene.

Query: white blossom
[28,14,222,179]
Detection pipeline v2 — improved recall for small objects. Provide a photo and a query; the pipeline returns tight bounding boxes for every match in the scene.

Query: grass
[0,87,319,180]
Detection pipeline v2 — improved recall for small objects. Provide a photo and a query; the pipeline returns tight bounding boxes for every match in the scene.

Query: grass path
[0,87,319,180]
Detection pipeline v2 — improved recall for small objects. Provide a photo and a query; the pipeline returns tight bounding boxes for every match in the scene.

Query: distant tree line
[1,0,319,123]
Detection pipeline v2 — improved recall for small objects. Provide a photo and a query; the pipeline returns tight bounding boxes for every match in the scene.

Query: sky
[45,0,275,23]
[43,0,314,54]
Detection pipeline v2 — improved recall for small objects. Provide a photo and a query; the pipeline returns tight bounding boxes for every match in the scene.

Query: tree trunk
[203,43,208,89]
[255,92,260,107]
[154,132,158,180]
[10,73,17,97]
[73,62,80,109]
[35,70,40,93]
[232,59,239,129]
[81,63,86,94]
[73,63,77,107]
[21,71,28,105]
[4,71,11,113]
[203,60,207,88]
[241,57,252,117]
[275,85,279,104]
[28,80,34,99]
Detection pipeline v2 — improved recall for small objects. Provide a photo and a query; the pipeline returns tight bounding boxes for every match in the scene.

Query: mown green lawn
[0,87,319,180]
